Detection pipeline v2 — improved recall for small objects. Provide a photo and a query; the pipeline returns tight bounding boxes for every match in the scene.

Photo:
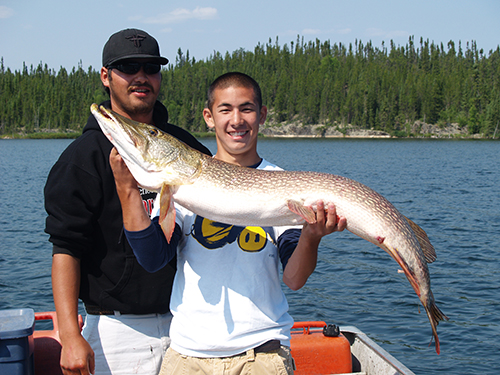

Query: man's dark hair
[206,72,262,111]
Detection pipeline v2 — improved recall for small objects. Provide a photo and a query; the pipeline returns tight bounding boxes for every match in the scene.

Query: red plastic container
[290,321,352,375]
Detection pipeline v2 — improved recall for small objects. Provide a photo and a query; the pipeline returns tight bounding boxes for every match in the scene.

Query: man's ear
[203,108,215,129]
[101,67,110,88]
[259,105,268,125]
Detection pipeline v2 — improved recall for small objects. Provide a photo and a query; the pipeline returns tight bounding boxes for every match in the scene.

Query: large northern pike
[91,103,448,353]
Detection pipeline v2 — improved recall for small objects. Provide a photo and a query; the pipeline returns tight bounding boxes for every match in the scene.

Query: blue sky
[1,0,499,72]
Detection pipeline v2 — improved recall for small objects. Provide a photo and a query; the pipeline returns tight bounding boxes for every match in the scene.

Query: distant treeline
[1,36,499,137]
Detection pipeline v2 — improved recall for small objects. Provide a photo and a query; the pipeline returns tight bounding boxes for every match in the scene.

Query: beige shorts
[159,345,294,375]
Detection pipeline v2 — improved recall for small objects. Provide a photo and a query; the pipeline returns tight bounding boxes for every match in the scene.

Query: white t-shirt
[153,159,295,357]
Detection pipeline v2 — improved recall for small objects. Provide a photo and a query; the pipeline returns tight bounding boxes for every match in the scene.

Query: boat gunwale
[340,325,416,375]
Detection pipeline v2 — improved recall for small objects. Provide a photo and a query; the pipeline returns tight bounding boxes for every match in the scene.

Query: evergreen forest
[1,36,499,138]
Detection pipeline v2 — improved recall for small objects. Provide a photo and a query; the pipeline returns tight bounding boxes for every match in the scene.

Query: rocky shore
[259,120,475,138]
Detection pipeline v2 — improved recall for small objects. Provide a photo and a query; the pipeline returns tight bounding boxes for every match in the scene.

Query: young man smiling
[201,74,267,166]
[110,72,347,374]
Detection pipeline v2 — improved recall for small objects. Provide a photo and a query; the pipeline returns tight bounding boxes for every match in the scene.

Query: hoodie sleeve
[45,153,106,258]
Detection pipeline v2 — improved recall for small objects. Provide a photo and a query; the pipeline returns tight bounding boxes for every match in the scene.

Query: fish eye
[149,129,158,136]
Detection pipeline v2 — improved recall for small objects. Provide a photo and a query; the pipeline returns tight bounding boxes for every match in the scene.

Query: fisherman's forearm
[117,186,151,231]
[52,253,95,374]
[282,233,319,290]
[52,253,83,340]
[283,201,345,290]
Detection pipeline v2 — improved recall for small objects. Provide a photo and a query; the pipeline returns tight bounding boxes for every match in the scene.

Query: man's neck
[214,152,262,167]
[109,102,155,125]
[119,110,154,125]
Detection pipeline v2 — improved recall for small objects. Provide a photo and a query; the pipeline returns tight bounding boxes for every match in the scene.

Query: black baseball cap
[102,28,169,67]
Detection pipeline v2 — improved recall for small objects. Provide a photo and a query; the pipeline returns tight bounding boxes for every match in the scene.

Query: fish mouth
[93,104,147,152]
[100,109,114,121]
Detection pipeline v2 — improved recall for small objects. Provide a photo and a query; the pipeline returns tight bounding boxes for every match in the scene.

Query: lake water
[1,137,499,374]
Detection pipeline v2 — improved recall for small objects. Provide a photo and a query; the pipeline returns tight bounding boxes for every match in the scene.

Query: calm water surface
[1,138,499,374]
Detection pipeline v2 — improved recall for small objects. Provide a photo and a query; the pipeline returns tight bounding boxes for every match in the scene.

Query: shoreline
[257,119,499,139]
[1,123,497,140]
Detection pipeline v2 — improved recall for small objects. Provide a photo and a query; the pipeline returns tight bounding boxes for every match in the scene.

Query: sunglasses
[108,62,161,75]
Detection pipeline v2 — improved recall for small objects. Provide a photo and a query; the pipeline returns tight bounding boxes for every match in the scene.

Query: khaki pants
[159,346,294,375]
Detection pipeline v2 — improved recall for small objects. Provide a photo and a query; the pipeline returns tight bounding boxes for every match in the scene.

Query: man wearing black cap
[45,28,211,375]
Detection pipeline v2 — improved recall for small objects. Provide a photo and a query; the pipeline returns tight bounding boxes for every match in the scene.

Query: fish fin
[425,292,449,355]
[386,244,422,297]
[404,216,437,263]
[387,241,448,355]
[287,199,317,224]
[159,184,176,243]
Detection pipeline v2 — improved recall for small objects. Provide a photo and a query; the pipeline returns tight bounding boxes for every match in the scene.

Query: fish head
[91,104,202,191]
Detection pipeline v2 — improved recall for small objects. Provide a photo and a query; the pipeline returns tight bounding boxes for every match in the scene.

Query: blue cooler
[0,309,35,375]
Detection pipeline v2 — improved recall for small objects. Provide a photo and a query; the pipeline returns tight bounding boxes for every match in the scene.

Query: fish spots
[377,236,385,244]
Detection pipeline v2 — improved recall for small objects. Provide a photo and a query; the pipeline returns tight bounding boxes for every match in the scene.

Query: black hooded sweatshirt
[44,101,211,314]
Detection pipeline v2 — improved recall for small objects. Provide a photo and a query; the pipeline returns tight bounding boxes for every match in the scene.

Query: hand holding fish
[109,147,151,232]
[302,201,347,238]
[109,147,137,191]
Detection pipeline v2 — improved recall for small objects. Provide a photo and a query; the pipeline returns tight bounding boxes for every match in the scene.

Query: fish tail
[426,292,449,355]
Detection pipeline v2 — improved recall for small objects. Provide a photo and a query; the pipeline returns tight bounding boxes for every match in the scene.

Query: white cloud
[337,28,352,35]
[302,28,321,35]
[144,6,217,24]
[0,6,14,18]
[366,28,386,37]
